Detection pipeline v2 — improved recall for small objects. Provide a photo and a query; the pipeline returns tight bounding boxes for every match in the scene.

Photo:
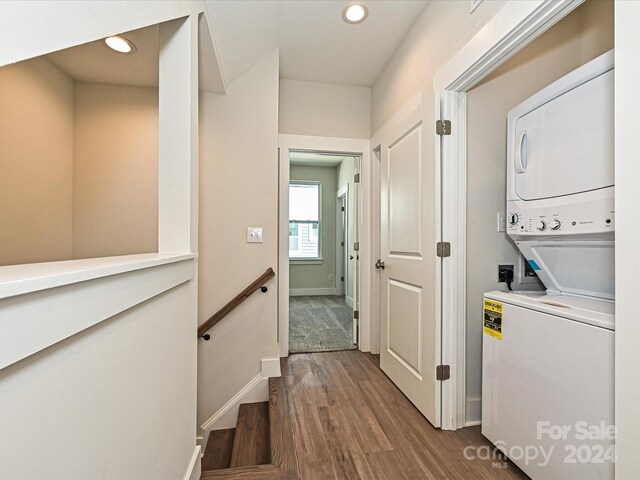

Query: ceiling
[289,152,353,167]
[205,0,428,87]
[46,24,160,88]
[45,19,225,93]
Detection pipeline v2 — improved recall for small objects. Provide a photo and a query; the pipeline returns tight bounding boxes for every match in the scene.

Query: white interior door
[353,156,361,345]
[379,105,440,427]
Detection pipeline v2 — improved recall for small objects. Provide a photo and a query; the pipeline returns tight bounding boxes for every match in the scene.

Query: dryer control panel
[507,197,614,237]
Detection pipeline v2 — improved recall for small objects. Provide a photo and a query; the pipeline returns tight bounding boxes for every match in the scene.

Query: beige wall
[289,165,337,292]
[279,79,371,139]
[371,0,506,134]
[0,58,159,265]
[198,51,280,427]
[72,82,159,259]
[0,57,74,266]
[465,0,613,422]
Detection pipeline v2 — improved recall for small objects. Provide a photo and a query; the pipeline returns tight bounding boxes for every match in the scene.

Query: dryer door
[513,70,613,201]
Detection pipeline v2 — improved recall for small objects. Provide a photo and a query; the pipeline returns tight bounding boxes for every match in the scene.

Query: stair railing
[198,267,275,340]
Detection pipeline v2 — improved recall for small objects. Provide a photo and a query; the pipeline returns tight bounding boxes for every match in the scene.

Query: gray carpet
[289,295,356,353]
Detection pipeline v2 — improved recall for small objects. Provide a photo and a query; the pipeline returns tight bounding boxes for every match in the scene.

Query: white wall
[289,165,337,292]
[371,0,506,134]
[279,78,371,139]
[0,56,74,266]
[0,274,197,480]
[198,51,280,428]
[73,82,159,259]
[465,0,613,423]
[615,1,640,478]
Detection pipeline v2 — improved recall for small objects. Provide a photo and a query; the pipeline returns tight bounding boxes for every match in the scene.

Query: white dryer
[482,50,615,480]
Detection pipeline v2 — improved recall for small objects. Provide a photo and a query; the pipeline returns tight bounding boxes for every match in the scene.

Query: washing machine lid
[484,290,615,330]
[516,239,614,300]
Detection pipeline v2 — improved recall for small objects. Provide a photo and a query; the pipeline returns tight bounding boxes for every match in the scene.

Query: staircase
[201,377,298,479]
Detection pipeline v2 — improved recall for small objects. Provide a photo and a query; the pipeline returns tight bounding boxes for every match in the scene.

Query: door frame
[278,134,371,357]
[432,0,586,429]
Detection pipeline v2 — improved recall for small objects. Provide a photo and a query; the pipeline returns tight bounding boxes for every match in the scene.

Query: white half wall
[198,51,280,428]
[0,261,198,480]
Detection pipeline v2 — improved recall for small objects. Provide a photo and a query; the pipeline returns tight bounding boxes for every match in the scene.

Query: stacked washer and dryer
[482,50,615,480]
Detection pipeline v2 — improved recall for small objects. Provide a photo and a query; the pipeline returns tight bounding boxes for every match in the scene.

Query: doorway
[287,151,359,353]
[278,134,371,358]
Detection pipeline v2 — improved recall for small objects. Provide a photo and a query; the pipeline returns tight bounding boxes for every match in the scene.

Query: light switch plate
[497,212,506,232]
[247,227,263,243]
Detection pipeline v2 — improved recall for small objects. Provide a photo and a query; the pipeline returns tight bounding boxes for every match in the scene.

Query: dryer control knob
[508,213,519,226]
[537,220,547,231]
[550,219,561,231]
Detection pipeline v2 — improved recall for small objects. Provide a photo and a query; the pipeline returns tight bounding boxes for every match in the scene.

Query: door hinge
[436,365,450,381]
[341,276,344,282]
[354,173,360,183]
[354,310,360,320]
[436,120,451,136]
[341,206,345,211]
[341,241,344,246]
[353,242,360,251]
[436,241,451,258]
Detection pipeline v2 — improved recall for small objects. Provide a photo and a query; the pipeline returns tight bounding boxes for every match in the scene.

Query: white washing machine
[482,50,615,479]
[482,291,614,480]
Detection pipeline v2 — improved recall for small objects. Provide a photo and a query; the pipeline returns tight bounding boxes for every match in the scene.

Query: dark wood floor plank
[317,405,364,480]
[202,428,236,471]
[318,356,393,454]
[285,374,338,480]
[268,377,298,476]
[230,402,271,468]
[283,350,528,480]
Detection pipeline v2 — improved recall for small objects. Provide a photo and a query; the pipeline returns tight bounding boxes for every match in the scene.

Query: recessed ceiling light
[104,36,137,54]
[342,4,369,24]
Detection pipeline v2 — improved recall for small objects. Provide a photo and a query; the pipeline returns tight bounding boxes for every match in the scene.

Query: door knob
[375,259,385,270]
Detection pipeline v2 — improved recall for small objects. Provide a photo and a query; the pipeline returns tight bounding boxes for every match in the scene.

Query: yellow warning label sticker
[483,299,503,340]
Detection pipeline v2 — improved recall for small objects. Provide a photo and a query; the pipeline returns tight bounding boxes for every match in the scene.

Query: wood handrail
[198,267,275,339]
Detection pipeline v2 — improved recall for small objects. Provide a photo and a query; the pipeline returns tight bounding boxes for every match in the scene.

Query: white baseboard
[289,288,337,296]
[183,445,201,480]
[345,295,354,308]
[196,436,204,457]
[201,374,267,432]
[465,396,482,426]
[200,358,282,435]
[261,357,281,378]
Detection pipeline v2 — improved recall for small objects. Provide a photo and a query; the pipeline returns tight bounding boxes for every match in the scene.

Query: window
[289,182,321,260]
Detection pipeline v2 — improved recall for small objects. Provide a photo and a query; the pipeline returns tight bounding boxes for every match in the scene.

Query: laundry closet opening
[287,151,360,353]
[465,1,615,478]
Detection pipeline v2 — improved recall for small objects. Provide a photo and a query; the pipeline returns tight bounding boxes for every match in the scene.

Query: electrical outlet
[498,264,514,283]
[329,274,334,282]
